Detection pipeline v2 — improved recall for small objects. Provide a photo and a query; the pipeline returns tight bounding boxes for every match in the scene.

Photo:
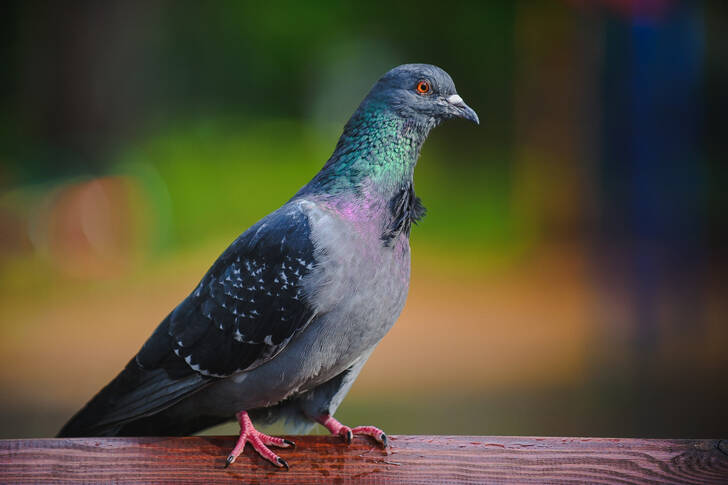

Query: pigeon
[58,63,478,469]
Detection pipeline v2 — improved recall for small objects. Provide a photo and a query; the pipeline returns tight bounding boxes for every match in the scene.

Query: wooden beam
[2,435,727,484]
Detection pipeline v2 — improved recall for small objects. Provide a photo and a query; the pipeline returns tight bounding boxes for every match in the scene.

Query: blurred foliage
[0,1,515,184]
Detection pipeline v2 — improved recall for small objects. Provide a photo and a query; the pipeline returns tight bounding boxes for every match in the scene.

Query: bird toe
[350,425,388,447]
[283,439,296,449]
[225,411,293,470]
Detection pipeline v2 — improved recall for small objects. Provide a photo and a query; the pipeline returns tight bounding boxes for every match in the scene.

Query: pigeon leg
[317,414,388,447]
[225,411,295,469]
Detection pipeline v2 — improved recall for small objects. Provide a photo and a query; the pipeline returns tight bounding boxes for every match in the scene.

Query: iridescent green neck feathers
[306,103,434,198]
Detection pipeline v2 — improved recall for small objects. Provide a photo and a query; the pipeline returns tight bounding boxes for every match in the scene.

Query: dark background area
[0,0,726,439]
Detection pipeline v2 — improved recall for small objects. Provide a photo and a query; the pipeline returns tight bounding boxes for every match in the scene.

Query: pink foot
[318,414,388,447]
[225,411,295,469]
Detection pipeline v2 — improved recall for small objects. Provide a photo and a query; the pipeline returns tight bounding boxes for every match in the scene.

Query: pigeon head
[363,63,479,126]
[307,64,477,198]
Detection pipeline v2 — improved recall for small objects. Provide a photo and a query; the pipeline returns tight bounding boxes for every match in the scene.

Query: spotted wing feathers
[58,204,318,437]
[161,207,317,377]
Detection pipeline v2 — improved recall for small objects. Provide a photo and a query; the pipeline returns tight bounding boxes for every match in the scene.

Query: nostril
[447,94,464,106]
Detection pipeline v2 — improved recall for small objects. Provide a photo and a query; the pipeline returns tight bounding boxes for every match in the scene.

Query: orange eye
[416,81,431,94]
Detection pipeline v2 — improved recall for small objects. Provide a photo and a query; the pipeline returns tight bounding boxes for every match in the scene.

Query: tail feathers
[58,356,211,437]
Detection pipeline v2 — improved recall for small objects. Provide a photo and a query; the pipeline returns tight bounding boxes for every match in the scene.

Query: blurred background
[1,0,726,439]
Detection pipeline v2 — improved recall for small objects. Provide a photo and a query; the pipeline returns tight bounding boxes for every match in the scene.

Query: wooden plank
[1,435,727,484]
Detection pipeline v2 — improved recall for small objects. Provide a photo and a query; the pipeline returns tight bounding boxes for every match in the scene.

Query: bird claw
[283,439,296,449]
[319,414,388,448]
[226,411,292,470]
[351,425,388,448]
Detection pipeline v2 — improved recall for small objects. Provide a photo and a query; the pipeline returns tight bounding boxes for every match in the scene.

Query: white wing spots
[279,271,288,284]
[233,329,244,342]
[183,354,196,367]
[177,339,184,347]
[264,334,274,345]
[183,353,226,377]
[293,256,314,272]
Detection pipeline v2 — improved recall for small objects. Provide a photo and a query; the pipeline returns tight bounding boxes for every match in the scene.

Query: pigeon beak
[447,94,479,125]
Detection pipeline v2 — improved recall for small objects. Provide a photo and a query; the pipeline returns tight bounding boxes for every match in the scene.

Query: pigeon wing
[158,204,318,377]
[58,204,318,436]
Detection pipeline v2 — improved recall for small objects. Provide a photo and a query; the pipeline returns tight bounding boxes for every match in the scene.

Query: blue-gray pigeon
[58,63,478,469]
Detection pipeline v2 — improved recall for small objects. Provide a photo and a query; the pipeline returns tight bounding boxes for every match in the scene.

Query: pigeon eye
[416,81,431,95]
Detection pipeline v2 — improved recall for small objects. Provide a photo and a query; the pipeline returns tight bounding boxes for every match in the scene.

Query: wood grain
[1,435,727,484]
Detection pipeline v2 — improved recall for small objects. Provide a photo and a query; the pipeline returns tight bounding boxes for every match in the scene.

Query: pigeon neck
[309,104,432,200]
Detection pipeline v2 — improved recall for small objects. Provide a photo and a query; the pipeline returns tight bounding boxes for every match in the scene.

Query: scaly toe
[258,433,295,449]
[249,436,287,468]
[227,411,293,469]
[351,425,388,447]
